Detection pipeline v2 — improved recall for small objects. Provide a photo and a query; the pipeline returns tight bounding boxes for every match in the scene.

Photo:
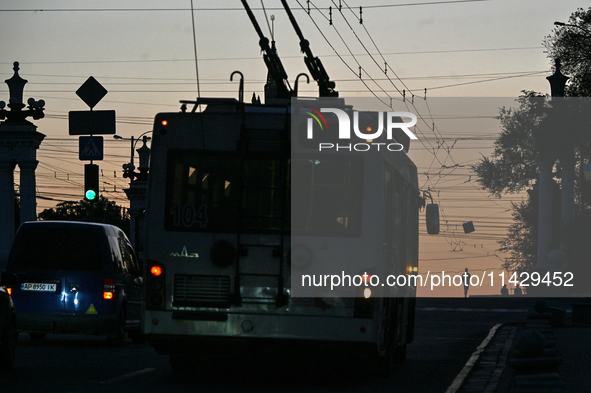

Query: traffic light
[84,163,99,201]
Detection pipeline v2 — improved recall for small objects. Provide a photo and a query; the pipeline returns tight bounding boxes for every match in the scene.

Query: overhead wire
[190,0,201,98]
[290,0,519,256]
[296,0,443,165]
[7,1,523,263]
[0,1,491,13]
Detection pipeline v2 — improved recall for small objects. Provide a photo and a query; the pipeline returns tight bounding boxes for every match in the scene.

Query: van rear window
[14,226,103,270]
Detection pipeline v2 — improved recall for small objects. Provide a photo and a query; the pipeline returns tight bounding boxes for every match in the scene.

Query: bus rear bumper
[144,310,379,354]
[17,311,118,336]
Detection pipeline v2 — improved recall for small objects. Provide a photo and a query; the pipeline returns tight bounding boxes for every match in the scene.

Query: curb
[446,323,517,393]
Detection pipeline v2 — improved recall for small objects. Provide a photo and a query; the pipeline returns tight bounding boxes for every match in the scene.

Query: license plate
[21,282,57,292]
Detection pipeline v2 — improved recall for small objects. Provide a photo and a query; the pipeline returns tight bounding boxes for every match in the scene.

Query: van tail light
[147,261,165,310]
[104,278,115,300]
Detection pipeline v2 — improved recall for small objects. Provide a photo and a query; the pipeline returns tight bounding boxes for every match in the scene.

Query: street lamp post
[546,59,573,242]
[554,21,591,37]
[531,59,570,275]
[113,132,151,255]
[531,57,570,295]
[553,20,591,214]
[113,132,151,182]
[550,21,591,267]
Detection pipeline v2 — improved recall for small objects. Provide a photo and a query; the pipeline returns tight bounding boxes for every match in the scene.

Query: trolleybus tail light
[6,287,11,296]
[150,265,163,277]
[158,117,169,135]
[103,278,115,300]
[147,261,166,310]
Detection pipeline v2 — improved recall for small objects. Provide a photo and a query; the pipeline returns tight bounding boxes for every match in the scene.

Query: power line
[0,1,490,13]
[0,47,544,67]
[428,71,548,90]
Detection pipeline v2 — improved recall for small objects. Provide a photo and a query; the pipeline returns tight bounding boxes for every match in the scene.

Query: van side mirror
[426,204,440,235]
[0,272,18,287]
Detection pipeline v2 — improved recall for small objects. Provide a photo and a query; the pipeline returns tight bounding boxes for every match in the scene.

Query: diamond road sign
[79,136,103,161]
[76,76,107,109]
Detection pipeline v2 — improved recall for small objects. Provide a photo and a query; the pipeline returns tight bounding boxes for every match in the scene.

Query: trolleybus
[141,0,419,376]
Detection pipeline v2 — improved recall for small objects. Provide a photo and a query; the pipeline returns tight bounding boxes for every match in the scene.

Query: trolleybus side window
[292,155,363,237]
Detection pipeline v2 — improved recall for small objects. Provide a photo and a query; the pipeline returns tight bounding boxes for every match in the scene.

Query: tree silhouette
[38,196,130,235]
[544,7,591,97]
[473,7,591,273]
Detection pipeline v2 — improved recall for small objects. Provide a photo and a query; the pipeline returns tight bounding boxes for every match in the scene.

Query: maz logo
[170,245,199,258]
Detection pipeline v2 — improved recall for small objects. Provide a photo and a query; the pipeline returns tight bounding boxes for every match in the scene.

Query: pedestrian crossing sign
[79,136,104,161]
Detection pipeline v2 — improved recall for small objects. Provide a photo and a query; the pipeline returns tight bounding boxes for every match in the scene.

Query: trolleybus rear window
[165,151,363,237]
[165,150,290,233]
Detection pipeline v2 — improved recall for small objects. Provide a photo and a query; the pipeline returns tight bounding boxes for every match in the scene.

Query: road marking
[445,323,502,393]
[99,368,155,385]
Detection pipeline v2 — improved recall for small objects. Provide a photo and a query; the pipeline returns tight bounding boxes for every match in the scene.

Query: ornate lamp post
[546,60,574,243]
[547,22,591,225]
[546,58,569,97]
[0,62,46,266]
[113,132,151,255]
[114,133,151,182]
[0,62,45,123]
[135,135,151,182]
[533,58,570,284]
[533,58,570,278]
[532,58,570,278]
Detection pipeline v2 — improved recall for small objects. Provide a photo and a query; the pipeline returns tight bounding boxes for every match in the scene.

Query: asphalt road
[1,297,536,393]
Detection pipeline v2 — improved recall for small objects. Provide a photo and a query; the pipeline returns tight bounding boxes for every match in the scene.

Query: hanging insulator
[329,6,332,25]
[424,88,427,100]
[359,6,363,24]
[426,203,440,235]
